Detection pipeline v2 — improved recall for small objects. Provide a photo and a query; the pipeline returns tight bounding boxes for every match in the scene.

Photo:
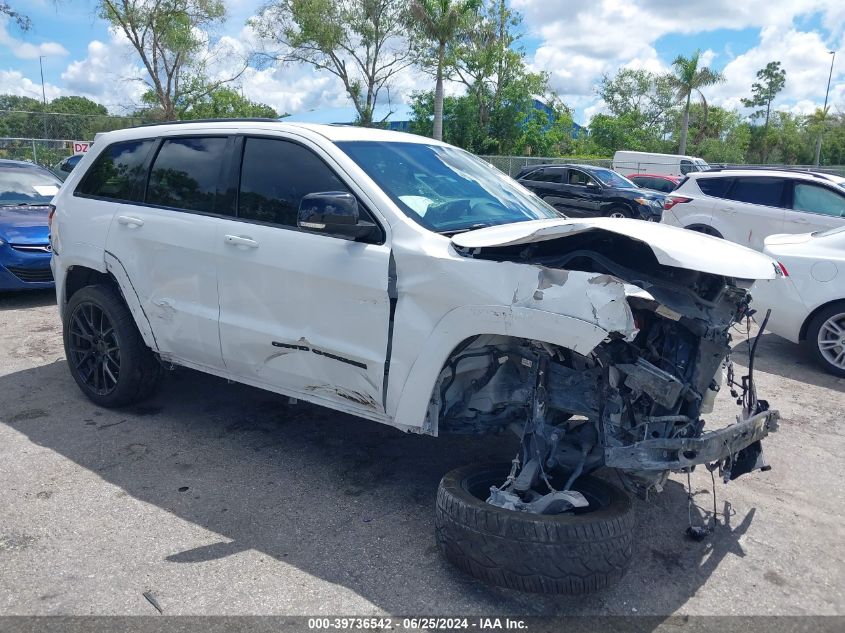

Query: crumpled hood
[452,217,779,280]
[0,205,51,244]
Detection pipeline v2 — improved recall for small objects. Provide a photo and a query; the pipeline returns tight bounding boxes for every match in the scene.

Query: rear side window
[146,137,231,214]
[726,177,786,207]
[537,168,563,183]
[680,159,694,175]
[793,182,845,217]
[697,177,733,199]
[76,139,154,202]
[520,168,542,180]
[238,137,349,227]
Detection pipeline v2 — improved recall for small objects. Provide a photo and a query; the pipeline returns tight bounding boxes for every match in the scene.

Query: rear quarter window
[76,139,155,202]
[696,176,733,199]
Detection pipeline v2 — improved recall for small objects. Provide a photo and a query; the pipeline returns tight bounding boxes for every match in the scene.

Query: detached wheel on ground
[435,463,634,594]
[805,301,845,378]
[63,284,162,407]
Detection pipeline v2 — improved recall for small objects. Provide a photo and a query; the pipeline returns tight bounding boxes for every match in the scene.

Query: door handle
[793,217,810,224]
[117,215,144,228]
[224,234,259,249]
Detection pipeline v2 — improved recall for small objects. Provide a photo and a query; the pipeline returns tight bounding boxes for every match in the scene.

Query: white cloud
[513,0,845,121]
[0,17,68,59]
[60,30,147,111]
[0,69,62,101]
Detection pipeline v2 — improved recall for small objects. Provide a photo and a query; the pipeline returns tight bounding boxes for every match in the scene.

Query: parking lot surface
[1,289,843,616]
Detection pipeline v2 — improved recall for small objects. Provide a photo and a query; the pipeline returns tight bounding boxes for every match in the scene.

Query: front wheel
[435,463,634,594]
[805,302,845,377]
[63,284,162,407]
[607,206,632,219]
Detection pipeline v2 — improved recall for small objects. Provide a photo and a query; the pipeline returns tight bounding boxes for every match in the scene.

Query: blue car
[0,159,62,291]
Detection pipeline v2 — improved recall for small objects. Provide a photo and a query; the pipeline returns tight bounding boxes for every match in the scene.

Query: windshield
[0,165,61,206]
[337,141,561,234]
[591,168,637,189]
[694,158,710,171]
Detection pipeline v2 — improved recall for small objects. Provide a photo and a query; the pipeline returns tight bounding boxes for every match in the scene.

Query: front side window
[726,177,785,208]
[238,137,349,227]
[76,139,154,202]
[568,169,592,186]
[591,168,636,189]
[337,141,559,234]
[793,182,845,217]
[146,137,230,214]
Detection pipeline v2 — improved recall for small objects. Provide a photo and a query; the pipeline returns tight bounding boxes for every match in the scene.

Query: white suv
[662,168,845,250]
[50,120,780,594]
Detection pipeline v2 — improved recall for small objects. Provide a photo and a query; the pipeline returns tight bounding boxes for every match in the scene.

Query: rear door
[560,168,601,217]
[530,167,569,211]
[783,180,845,235]
[102,135,234,369]
[215,135,392,414]
[719,176,788,249]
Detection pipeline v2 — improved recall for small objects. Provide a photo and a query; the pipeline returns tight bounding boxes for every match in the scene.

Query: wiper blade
[438,223,493,237]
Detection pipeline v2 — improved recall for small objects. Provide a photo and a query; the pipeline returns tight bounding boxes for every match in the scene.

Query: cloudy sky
[2,0,844,125]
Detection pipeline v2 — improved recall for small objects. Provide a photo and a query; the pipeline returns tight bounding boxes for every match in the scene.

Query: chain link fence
[0,137,82,168]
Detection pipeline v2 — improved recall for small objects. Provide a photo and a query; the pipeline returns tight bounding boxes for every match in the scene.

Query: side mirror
[297,191,380,242]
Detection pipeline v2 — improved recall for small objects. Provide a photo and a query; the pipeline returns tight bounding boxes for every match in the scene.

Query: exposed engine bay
[428,231,780,511]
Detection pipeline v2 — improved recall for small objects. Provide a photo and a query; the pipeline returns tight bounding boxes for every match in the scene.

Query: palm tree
[411,0,479,141]
[668,50,724,155]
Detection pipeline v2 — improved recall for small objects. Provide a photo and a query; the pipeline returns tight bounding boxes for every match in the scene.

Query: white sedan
[752,226,845,376]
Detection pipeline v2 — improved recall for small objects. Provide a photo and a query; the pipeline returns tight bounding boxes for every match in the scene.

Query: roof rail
[703,166,835,181]
[137,117,284,128]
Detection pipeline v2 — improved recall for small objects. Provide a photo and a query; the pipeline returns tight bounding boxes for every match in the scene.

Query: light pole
[39,55,48,140]
[813,50,836,167]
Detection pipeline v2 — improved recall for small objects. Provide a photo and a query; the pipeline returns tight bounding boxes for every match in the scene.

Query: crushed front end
[434,227,780,509]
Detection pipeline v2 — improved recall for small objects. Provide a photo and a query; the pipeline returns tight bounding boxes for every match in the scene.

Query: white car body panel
[50,121,779,436]
[752,229,845,343]
[452,217,778,280]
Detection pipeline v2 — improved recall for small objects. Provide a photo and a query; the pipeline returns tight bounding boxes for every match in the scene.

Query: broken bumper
[604,408,779,471]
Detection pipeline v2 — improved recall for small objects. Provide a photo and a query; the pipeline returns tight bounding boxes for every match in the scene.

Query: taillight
[664,196,692,210]
[778,261,789,277]
[48,204,56,230]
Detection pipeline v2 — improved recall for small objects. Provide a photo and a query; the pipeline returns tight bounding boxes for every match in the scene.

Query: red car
[630,173,681,193]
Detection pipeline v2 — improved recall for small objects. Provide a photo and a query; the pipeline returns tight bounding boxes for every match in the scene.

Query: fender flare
[390,305,609,433]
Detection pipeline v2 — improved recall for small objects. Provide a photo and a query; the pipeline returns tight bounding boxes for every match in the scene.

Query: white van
[613,150,709,178]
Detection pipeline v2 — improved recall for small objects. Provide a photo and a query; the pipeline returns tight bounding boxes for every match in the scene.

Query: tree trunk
[762,100,771,163]
[678,93,690,155]
[433,42,445,141]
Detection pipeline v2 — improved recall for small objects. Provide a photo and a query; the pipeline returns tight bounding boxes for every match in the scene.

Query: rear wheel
[805,302,845,377]
[687,224,723,238]
[63,284,162,407]
[435,463,634,594]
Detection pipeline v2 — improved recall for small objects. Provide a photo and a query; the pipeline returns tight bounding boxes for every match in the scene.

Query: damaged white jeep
[51,122,780,594]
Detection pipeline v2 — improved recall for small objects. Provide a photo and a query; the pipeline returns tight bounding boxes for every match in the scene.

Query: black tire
[687,224,723,239]
[607,206,632,219]
[63,284,162,407]
[435,463,634,594]
[804,301,845,378]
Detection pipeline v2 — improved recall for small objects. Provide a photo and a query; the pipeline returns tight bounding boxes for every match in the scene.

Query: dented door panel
[216,221,392,413]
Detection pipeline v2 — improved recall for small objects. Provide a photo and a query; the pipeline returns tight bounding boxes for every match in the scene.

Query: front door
[216,136,392,414]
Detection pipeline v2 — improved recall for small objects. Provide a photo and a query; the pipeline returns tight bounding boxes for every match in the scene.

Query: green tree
[181,87,280,119]
[741,61,786,162]
[409,0,479,141]
[0,3,32,30]
[667,50,724,155]
[98,1,242,120]
[253,0,414,126]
